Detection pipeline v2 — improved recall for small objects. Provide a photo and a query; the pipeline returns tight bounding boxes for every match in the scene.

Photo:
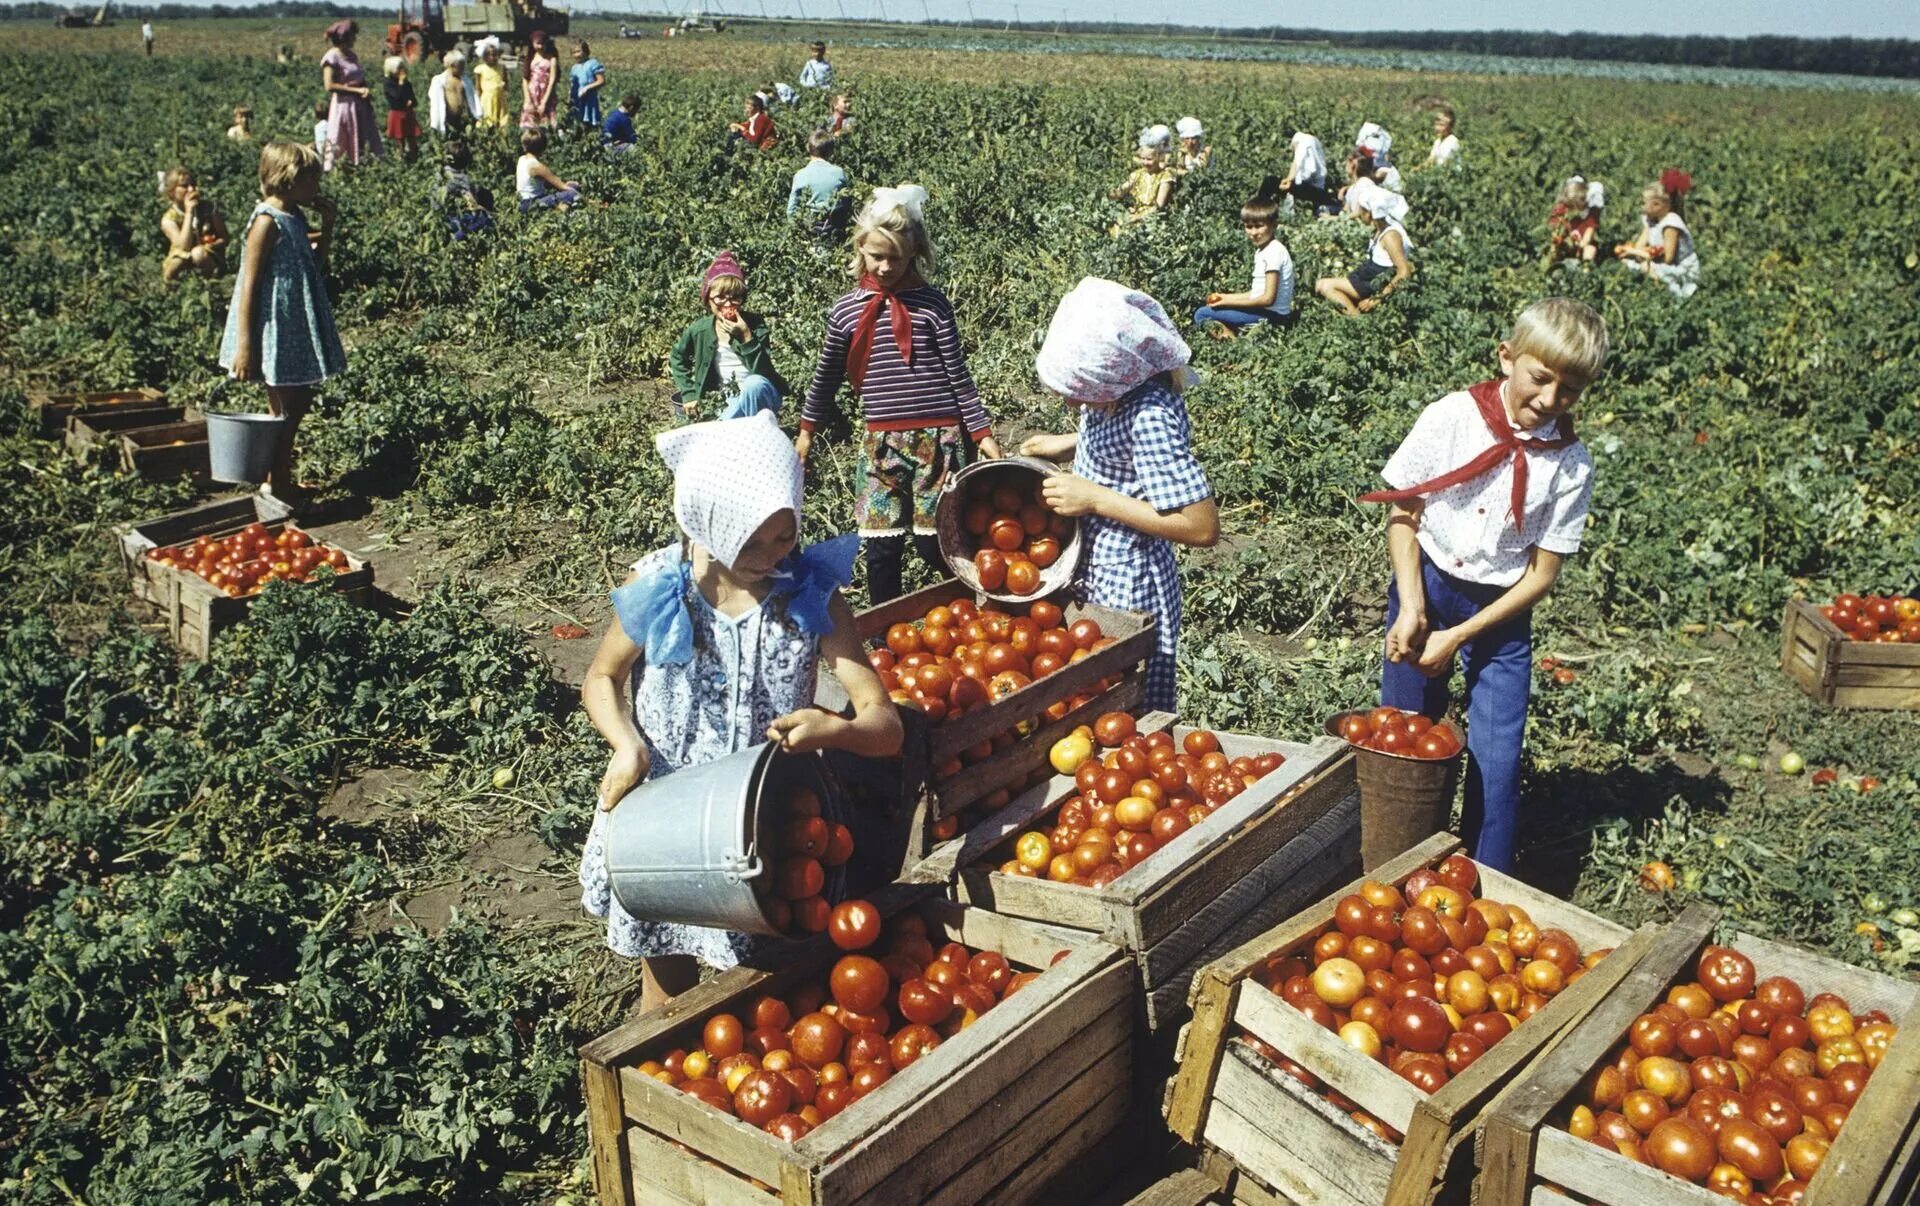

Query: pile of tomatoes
[1555,947,1900,1200]
[1819,593,1920,643]
[870,598,1120,731]
[1240,855,1609,1143]
[1334,706,1462,761]
[957,478,1071,597]
[145,521,350,599]
[752,785,856,937]
[639,903,1058,1142]
[993,712,1287,888]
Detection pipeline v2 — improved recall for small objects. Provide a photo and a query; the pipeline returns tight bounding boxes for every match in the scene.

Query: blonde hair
[849,200,935,281]
[1509,297,1608,382]
[232,105,253,118]
[258,141,321,197]
[707,274,746,303]
[1556,177,1588,208]
[383,55,404,77]
[162,166,195,197]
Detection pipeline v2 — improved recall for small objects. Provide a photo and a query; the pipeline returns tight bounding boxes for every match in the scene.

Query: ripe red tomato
[890,1023,943,1070]
[829,956,890,1013]
[1004,559,1040,596]
[1068,618,1103,650]
[1390,996,1451,1053]
[790,1012,845,1068]
[885,623,922,657]
[734,1071,792,1127]
[988,517,1025,552]
[897,979,952,1026]
[1026,536,1061,568]
[974,549,1007,590]
[827,900,882,952]
[962,501,992,536]
[1695,946,1757,1003]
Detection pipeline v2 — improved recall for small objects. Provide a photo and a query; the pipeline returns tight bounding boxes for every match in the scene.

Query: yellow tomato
[1015,831,1053,871]
[1049,733,1093,776]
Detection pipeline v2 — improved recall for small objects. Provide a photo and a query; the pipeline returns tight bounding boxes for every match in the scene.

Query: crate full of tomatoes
[827,577,1155,865]
[1476,902,1920,1206]
[117,494,372,658]
[1780,595,1920,712]
[1164,834,1649,1206]
[579,886,1135,1205]
[949,709,1359,1035]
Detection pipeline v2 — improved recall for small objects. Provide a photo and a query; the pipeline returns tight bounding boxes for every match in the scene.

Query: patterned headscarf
[1035,277,1195,404]
[655,410,803,569]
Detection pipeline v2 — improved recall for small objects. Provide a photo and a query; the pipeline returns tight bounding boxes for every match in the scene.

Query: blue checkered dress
[1073,380,1212,712]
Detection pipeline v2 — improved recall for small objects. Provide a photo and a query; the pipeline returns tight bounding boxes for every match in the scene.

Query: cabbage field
[2,19,1918,1202]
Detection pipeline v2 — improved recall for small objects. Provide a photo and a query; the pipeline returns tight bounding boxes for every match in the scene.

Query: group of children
[1109,118,1213,228]
[1547,169,1701,297]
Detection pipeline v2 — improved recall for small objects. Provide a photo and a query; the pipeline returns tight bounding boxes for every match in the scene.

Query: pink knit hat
[700,250,746,305]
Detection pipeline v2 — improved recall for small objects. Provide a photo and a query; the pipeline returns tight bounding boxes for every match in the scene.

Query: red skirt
[386,110,420,140]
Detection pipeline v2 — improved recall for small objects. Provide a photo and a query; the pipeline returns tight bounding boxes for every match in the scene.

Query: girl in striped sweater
[797,185,1003,601]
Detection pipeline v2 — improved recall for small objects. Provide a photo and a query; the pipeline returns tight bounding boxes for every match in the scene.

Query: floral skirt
[855,424,969,538]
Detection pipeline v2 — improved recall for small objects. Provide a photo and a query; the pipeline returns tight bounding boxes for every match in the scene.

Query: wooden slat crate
[1477,901,1920,1206]
[64,405,193,458]
[827,577,1154,869]
[944,715,1360,1036]
[118,420,211,480]
[28,387,167,438]
[1780,597,1920,710]
[117,495,372,658]
[1164,833,1655,1206]
[578,887,1136,1206]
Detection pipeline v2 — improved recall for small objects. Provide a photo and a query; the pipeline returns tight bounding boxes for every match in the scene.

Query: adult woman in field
[320,21,382,165]
[428,50,478,137]
[1615,170,1700,298]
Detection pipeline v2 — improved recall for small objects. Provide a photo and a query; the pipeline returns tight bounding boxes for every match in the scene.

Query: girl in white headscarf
[1316,189,1414,316]
[1019,279,1220,712]
[577,411,902,1008]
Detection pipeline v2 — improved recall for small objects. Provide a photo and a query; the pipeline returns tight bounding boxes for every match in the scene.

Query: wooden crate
[117,495,372,658]
[1163,833,1655,1206]
[118,420,211,480]
[829,577,1155,868]
[579,888,1136,1206]
[944,715,1360,1036]
[64,405,193,458]
[28,387,167,438]
[1478,901,1920,1206]
[1780,597,1920,711]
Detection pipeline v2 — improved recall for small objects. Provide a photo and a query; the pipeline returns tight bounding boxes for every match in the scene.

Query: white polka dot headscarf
[654,410,804,570]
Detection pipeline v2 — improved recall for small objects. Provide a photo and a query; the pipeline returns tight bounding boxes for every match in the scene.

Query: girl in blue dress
[218,141,345,508]
[577,411,903,1011]
[1020,279,1220,713]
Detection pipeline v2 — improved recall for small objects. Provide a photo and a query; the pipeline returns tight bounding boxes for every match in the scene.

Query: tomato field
[2,18,1918,1202]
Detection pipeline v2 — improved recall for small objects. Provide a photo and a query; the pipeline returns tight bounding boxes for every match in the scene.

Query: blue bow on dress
[609,534,859,665]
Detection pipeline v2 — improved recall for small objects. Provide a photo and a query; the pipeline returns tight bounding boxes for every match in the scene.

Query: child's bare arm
[161,209,193,252]
[1212,269,1279,310]
[204,202,230,247]
[1385,503,1427,663]
[228,213,277,380]
[767,593,903,758]
[1018,432,1077,461]
[1414,547,1563,677]
[1041,474,1218,547]
[307,195,336,267]
[582,586,652,806]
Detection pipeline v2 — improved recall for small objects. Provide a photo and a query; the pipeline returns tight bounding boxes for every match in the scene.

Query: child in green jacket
[668,251,790,420]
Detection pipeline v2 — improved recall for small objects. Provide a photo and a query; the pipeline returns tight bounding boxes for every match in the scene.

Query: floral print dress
[578,544,822,965]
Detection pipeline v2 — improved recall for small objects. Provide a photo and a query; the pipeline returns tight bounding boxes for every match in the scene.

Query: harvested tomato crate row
[579,886,1138,1206]
[63,405,197,459]
[1477,901,1920,1206]
[117,494,373,659]
[827,577,1154,868]
[118,420,211,481]
[939,715,1360,1038]
[1779,598,1920,711]
[1163,833,1654,1206]
[28,386,167,438]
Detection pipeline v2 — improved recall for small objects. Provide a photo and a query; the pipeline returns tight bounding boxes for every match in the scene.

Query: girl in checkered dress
[1020,279,1219,712]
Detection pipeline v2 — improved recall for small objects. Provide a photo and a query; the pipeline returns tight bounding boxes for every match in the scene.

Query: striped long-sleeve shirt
[800,285,992,438]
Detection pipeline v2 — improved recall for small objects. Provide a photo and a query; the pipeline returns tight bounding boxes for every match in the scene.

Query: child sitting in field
[1175,117,1211,174]
[437,141,494,241]
[218,141,345,509]
[383,57,419,161]
[728,95,776,149]
[1544,176,1601,268]
[160,166,230,282]
[1360,297,1607,871]
[515,129,581,213]
[1425,107,1460,168]
[311,100,334,172]
[797,185,1004,602]
[1110,136,1176,232]
[669,252,790,421]
[1193,176,1294,338]
[577,411,901,1010]
[1317,188,1413,316]
[1615,170,1700,298]
[602,93,640,151]
[828,92,854,136]
[787,129,851,237]
[1020,278,1219,713]
[227,105,254,142]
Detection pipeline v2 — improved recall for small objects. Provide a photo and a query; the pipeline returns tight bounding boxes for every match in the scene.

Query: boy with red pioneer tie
[1360,297,1608,872]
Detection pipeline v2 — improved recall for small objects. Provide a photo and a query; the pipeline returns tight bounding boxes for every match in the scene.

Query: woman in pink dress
[520,33,559,128]
[321,20,383,165]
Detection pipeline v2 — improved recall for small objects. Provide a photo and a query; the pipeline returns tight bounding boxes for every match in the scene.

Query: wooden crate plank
[619,1067,788,1185]
[1807,1019,1920,1206]
[30,387,167,436]
[582,1056,631,1206]
[1119,1167,1223,1206]
[964,1065,1133,1206]
[1478,864,1630,951]
[931,672,1147,818]
[1731,929,1919,1016]
[1235,981,1421,1133]
[956,860,1119,932]
[801,947,1130,1201]
[1205,1053,1388,1206]
[1533,1125,1719,1203]
[625,1124,780,1206]
[853,1024,1129,1205]
[909,770,1080,885]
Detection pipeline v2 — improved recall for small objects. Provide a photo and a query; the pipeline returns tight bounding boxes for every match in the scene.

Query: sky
[660,1,1920,40]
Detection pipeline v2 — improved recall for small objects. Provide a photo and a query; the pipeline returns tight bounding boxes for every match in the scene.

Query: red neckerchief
[1359,378,1576,531]
[845,272,923,393]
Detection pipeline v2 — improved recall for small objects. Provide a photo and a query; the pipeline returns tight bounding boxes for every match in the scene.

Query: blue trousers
[1380,552,1533,872]
[718,374,782,420]
[1193,304,1287,330]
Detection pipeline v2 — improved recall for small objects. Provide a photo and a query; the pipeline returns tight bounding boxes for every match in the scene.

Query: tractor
[384,0,569,63]
[54,3,113,27]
